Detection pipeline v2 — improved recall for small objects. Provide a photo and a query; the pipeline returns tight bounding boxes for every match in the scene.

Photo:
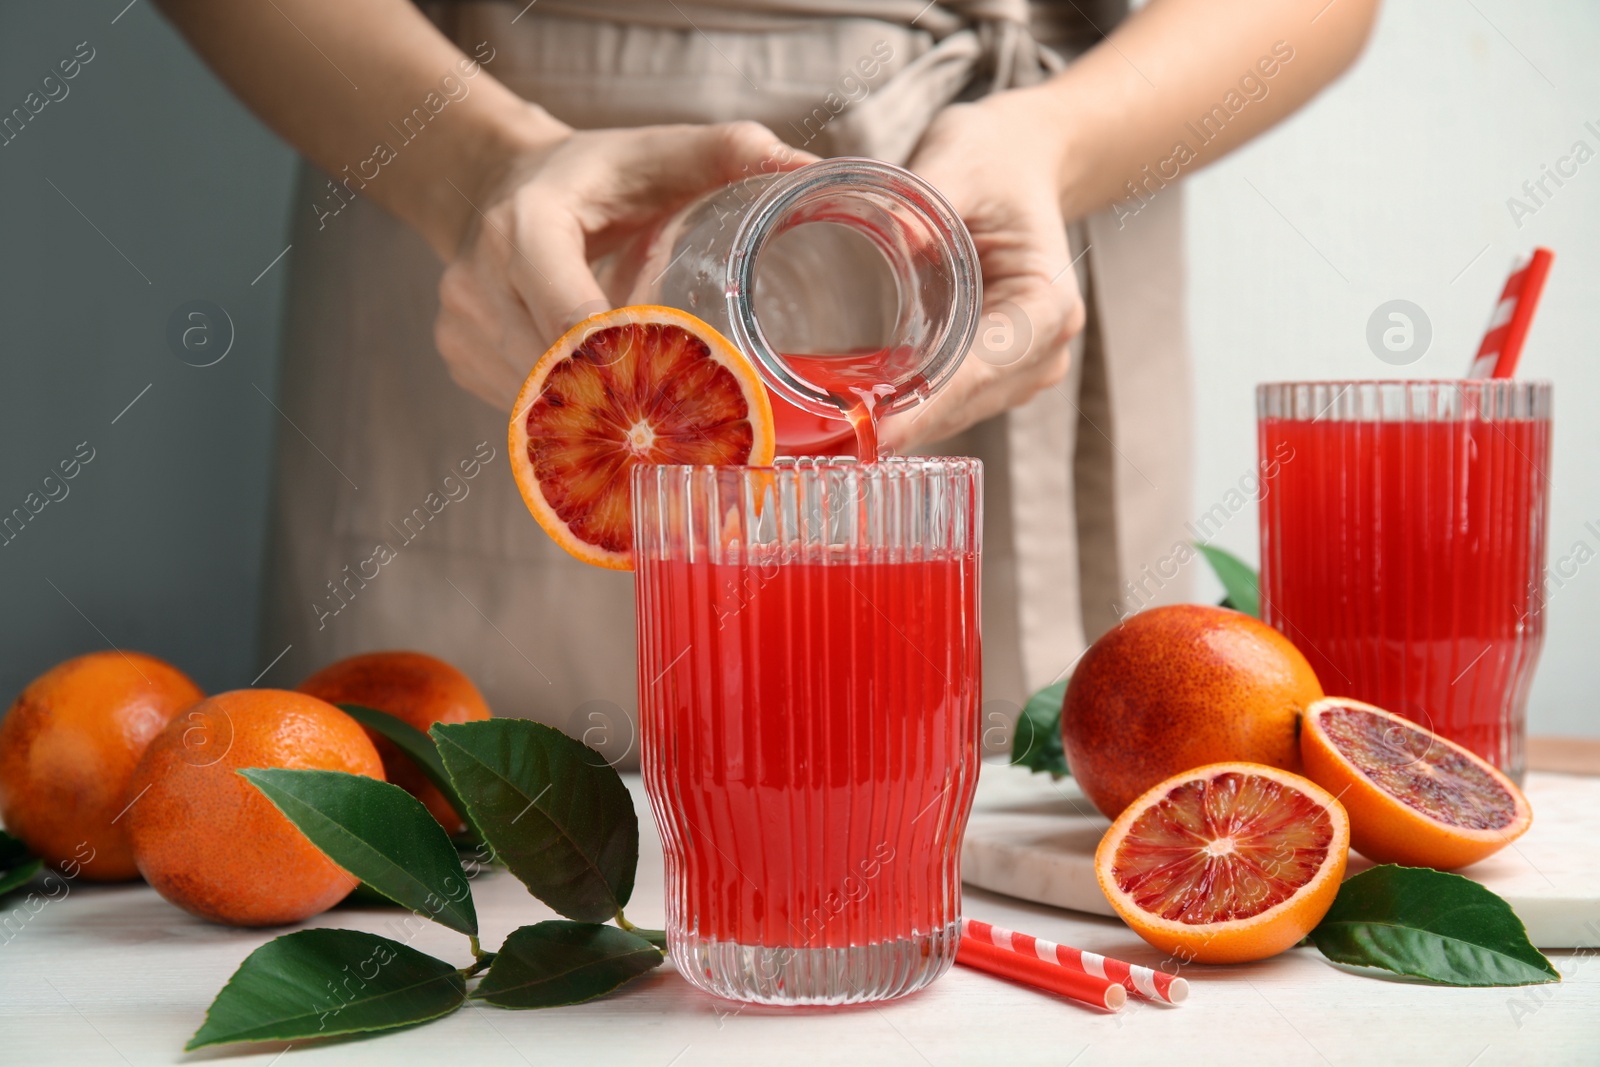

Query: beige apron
[260,0,1192,761]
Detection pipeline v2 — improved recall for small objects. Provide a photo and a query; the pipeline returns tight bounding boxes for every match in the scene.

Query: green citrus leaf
[335,703,472,827]
[1194,542,1260,619]
[432,720,637,923]
[0,858,42,900]
[0,830,41,898]
[186,929,465,1050]
[240,769,477,937]
[1311,865,1560,986]
[1011,678,1070,777]
[0,858,42,899]
[475,921,662,1008]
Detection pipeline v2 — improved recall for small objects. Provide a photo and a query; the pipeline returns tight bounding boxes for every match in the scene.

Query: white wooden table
[4,770,1597,1066]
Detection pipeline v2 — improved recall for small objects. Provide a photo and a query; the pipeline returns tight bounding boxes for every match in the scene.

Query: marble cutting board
[961,762,1600,949]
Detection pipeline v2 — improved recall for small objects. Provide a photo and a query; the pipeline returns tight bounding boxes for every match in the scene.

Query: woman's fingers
[695,120,818,187]
[879,357,995,451]
[437,119,818,416]
[504,196,611,347]
[613,121,814,209]
[436,257,547,409]
[494,121,815,376]
[880,259,1083,451]
[894,94,1095,447]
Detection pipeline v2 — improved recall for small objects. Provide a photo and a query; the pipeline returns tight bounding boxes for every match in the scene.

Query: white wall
[1184,1,1600,736]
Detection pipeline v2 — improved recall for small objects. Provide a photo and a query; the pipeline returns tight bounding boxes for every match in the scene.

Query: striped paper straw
[956,936,1126,1011]
[1466,247,1553,379]
[962,917,1190,1005]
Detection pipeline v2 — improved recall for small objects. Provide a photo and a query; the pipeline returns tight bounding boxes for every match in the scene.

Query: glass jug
[597,157,980,455]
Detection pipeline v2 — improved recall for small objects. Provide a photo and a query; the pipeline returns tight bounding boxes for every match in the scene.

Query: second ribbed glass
[634,457,982,1004]
[1258,381,1553,779]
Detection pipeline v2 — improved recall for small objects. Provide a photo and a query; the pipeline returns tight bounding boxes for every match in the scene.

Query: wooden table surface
[5,767,1598,1067]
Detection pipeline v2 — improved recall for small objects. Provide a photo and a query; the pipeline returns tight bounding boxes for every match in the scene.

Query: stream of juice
[638,551,980,949]
[772,349,909,461]
[1259,415,1550,770]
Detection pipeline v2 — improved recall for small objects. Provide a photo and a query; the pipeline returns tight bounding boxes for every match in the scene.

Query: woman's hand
[435,121,813,410]
[881,90,1087,451]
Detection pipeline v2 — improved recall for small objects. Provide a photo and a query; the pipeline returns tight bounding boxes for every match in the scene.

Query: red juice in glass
[1258,381,1552,776]
[634,458,982,1005]
[642,557,976,947]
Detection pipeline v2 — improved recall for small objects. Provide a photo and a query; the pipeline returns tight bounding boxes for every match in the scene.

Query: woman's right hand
[435,120,813,410]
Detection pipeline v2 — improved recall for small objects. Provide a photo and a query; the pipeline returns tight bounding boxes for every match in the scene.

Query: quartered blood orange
[1095,762,1349,964]
[509,306,776,569]
[1301,697,1532,870]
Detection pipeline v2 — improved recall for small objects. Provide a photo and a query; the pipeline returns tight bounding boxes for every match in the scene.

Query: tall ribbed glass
[1258,381,1553,778]
[634,457,982,1004]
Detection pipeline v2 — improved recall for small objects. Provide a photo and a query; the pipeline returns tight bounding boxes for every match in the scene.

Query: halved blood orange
[1301,697,1532,870]
[509,306,775,569]
[1095,762,1349,964]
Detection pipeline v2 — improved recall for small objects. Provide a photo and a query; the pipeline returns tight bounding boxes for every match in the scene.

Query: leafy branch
[188,718,660,1051]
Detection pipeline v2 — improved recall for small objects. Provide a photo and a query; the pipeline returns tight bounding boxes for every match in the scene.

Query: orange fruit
[125,689,384,926]
[0,651,203,881]
[509,306,776,570]
[1301,697,1532,870]
[1062,604,1323,818]
[297,650,489,833]
[1096,762,1349,964]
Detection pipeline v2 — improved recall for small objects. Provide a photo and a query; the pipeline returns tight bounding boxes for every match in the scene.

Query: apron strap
[828,1,1065,163]
[443,0,1069,163]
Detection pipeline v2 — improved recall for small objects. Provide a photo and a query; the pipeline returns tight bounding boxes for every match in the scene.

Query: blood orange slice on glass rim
[1095,762,1349,964]
[1300,697,1531,870]
[508,306,776,570]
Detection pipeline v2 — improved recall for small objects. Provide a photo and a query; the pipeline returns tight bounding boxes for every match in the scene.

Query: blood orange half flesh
[1096,762,1349,964]
[1301,697,1531,869]
[509,307,775,569]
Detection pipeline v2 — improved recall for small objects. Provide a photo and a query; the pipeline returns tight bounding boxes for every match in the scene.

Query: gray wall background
[3,2,1596,735]
[1,3,295,697]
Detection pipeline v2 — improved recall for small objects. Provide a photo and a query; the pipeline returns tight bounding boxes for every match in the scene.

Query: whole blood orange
[298,650,489,833]
[1062,604,1322,818]
[0,651,203,881]
[1301,697,1531,870]
[1096,762,1349,964]
[125,689,384,926]
[509,306,776,570]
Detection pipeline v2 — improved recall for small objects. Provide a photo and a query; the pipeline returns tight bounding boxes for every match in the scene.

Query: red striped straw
[956,935,1126,1011]
[962,917,1189,1005]
[1466,247,1554,379]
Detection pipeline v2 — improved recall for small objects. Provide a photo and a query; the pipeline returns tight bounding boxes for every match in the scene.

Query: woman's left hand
[880,90,1086,451]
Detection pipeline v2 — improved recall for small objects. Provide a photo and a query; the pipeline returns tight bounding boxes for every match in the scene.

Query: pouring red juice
[773,348,909,460]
